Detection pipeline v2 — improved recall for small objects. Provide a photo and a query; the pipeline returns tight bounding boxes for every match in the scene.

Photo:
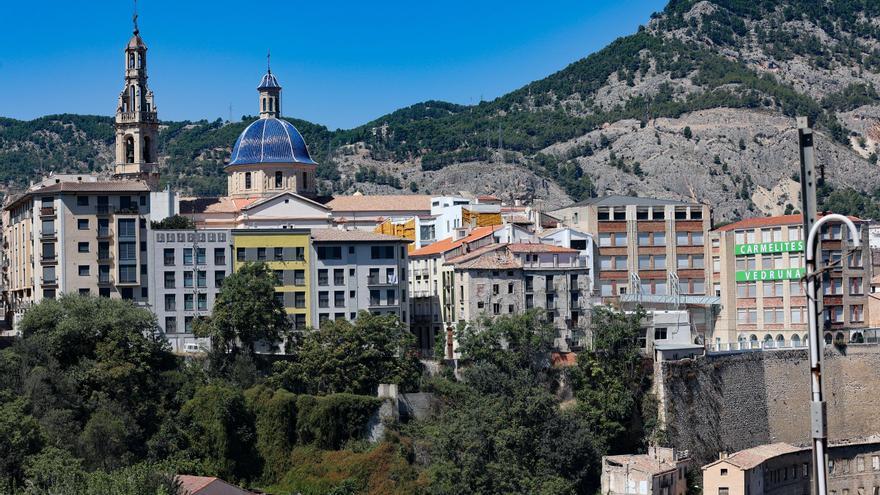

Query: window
[317,246,342,260]
[119,265,137,284]
[118,218,136,237]
[387,289,397,305]
[720,469,728,476]
[272,247,283,261]
[790,280,803,297]
[183,248,193,266]
[215,270,226,287]
[334,291,345,307]
[654,327,668,340]
[737,308,757,324]
[736,256,757,271]
[318,269,329,286]
[77,196,89,207]
[196,248,206,265]
[613,233,627,246]
[184,271,193,288]
[197,270,207,288]
[638,232,651,246]
[825,306,844,324]
[718,488,729,495]
[334,269,345,285]
[791,307,806,324]
[164,294,176,311]
[598,233,611,247]
[164,271,175,288]
[371,246,395,259]
[614,256,627,270]
[764,281,784,297]
[736,282,756,298]
[850,277,864,295]
[824,278,844,296]
[654,232,666,246]
[872,455,879,471]
[198,293,207,311]
[77,218,89,230]
[763,308,784,324]
[849,251,864,268]
[77,242,89,253]
[184,294,194,311]
[294,269,305,286]
[78,265,90,276]
[294,292,306,308]
[236,248,245,262]
[245,172,252,189]
[677,254,689,269]
[214,248,226,265]
[164,248,175,266]
[257,247,266,261]
[851,305,864,323]
[165,316,177,333]
[275,171,283,188]
[676,232,690,246]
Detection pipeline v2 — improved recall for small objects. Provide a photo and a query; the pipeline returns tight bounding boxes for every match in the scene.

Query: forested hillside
[3,0,880,219]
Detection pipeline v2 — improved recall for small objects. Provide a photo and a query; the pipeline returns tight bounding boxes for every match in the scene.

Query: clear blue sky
[0,0,667,130]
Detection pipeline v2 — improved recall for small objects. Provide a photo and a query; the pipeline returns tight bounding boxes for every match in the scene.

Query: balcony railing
[96,205,111,215]
[40,230,57,239]
[39,207,56,217]
[117,110,158,123]
[41,277,57,286]
[97,227,113,238]
[40,254,57,263]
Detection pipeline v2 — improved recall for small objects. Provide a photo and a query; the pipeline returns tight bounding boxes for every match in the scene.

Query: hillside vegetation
[3,0,880,219]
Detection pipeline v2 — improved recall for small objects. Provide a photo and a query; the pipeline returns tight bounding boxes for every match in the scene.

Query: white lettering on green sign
[734,240,804,256]
[735,268,805,282]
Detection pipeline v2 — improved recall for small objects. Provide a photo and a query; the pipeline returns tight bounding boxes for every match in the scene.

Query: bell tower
[258,51,281,119]
[114,5,159,188]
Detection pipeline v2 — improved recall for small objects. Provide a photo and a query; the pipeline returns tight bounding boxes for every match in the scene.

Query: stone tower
[114,11,159,188]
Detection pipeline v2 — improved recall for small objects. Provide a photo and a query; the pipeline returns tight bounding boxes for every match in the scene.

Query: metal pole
[804,214,861,495]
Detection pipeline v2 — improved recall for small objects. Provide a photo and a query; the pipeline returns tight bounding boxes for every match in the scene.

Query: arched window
[803,333,809,344]
[763,334,773,348]
[269,99,274,112]
[791,334,801,347]
[851,332,864,344]
[824,333,833,345]
[275,171,283,188]
[262,99,266,112]
[125,136,135,164]
[245,172,252,189]
[835,332,845,345]
[143,136,151,163]
[574,212,579,223]
[776,334,785,347]
[130,86,136,112]
[302,172,308,189]
[128,53,135,68]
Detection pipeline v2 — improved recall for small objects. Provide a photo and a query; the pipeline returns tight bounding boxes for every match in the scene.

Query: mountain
[3,0,880,220]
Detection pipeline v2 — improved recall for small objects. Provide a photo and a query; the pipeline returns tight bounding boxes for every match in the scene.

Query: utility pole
[798,116,827,495]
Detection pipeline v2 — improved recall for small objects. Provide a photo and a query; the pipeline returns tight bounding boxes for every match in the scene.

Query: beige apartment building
[3,178,160,324]
[710,214,872,349]
[602,447,691,495]
[702,441,880,495]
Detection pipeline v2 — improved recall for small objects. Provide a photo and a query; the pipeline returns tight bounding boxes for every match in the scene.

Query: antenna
[267,49,271,73]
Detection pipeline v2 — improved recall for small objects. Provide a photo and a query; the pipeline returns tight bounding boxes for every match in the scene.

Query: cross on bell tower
[114,1,160,188]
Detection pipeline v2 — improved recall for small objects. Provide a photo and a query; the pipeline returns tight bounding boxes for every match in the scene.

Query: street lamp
[804,213,861,495]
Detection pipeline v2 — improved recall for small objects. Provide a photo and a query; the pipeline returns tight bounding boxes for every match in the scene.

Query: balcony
[40,230,57,240]
[39,207,56,217]
[97,253,113,263]
[545,300,557,310]
[96,205,111,215]
[97,227,113,239]
[117,110,158,123]
[40,277,58,287]
[40,254,57,264]
[368,275,399,286]
[116,205,140,215]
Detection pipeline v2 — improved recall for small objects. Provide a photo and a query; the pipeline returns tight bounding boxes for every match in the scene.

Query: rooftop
[707,443,802,470]
[326,194,432,213]
[564,194,694,209]
[6,180,152,210]
[176,475,254,495]
[310,228,410,243]
[409,225,502,257]
[604,453,679,475]
[507,243,579,253]
[715,213,863,232]
[227,117,316,167]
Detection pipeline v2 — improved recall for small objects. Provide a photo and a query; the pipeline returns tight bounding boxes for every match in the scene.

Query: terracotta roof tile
[604,455,677,475]
[409,225,502,257]
[326,194,432,213]
[715,443,802,470]
[715,214,863,232]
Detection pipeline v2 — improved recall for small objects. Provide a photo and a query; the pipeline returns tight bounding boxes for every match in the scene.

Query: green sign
[734,240,804,256]
[735,268,805,282]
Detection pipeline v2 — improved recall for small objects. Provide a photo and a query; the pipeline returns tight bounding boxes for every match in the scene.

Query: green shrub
[296,394,382,450]
[245,386,298,482]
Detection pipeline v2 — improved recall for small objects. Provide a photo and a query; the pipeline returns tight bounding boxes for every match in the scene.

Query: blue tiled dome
[227,117,316,167]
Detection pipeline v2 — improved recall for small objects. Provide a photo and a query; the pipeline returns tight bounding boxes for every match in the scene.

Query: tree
[271,312,421,395]
[683,126,693,139]
[150,214,196,230]
[178,384,260,482]
[195,262,290,357]
[0,398,43,490]
[573,306,648,453]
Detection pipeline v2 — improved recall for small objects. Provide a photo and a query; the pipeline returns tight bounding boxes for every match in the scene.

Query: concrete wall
[660,346,880,465]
